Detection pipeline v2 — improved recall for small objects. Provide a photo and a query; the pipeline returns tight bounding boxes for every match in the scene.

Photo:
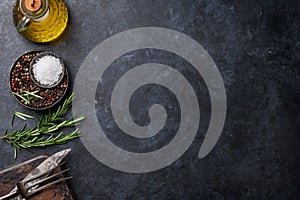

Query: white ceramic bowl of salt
[30,52,66,88]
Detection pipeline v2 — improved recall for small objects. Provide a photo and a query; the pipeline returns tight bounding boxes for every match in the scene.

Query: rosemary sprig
[13,90,43,104]
[13,92,30,104]
[1,93,84,159]
[37,93,74,128]
[24,91,44,99]
[11,111,34,126]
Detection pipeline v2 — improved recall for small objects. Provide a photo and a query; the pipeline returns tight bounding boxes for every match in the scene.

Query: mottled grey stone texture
[0,0,299,199]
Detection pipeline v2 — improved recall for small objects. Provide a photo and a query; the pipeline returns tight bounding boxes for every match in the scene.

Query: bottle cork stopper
[24,0,41,12]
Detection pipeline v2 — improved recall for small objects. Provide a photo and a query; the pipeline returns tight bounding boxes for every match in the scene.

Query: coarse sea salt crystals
[32,55,64,86]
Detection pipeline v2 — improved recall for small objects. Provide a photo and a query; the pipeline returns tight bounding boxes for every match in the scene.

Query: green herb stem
[1,93,84,159]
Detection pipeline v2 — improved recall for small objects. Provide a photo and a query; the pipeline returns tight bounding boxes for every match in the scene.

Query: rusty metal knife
[0,148,71,200]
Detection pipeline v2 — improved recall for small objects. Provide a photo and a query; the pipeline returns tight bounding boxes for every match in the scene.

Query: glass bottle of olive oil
[13,0,68,43]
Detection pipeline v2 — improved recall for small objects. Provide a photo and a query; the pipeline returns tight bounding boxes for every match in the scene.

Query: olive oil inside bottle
[13,0,68,43]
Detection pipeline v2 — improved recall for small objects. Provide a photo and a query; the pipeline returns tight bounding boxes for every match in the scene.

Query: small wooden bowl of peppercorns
[10,51,69,110]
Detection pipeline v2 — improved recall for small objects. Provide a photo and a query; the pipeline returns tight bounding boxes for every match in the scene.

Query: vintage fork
[0,167,72,200]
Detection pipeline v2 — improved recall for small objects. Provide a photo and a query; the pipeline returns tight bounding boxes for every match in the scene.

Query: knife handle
[0,190,18,200]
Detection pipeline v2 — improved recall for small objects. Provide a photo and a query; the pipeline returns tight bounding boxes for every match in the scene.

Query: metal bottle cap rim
[19,0,49,19]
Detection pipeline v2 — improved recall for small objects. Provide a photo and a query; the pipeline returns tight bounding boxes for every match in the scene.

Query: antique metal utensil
[0,149,71,200]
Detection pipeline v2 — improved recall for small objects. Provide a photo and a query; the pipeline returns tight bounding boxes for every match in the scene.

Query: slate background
[0,0,299,199]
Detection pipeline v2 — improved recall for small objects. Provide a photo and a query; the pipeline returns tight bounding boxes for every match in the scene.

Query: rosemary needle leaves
[11,111,34,126]
[1,93,84,159]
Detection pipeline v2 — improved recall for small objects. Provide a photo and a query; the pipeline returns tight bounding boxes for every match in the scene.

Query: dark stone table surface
[0,0,299,199]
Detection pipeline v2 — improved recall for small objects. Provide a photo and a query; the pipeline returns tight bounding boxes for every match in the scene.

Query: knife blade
[0,148,71,200]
